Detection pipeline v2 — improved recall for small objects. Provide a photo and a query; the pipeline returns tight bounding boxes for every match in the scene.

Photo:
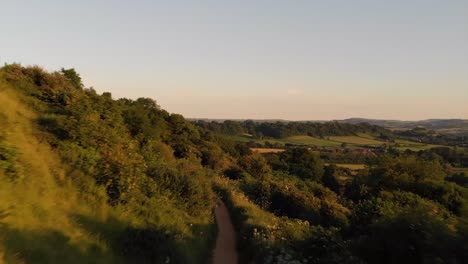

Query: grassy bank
[0,78,216,264]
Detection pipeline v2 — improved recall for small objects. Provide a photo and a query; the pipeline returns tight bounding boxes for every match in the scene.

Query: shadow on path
[212,199,238,264]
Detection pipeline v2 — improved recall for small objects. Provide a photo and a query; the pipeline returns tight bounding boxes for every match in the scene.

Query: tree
[279,148,325,181]
[239,153,272,180]
[60,68,83,89]
[358,208,459,264]
[323,164,340,193]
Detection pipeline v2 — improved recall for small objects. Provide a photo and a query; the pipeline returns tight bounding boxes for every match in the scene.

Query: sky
[1,0,467,120]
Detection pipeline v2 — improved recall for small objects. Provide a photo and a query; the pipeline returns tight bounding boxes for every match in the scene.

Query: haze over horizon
[1,0,467,120]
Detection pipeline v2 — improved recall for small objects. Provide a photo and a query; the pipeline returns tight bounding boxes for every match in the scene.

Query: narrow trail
[212,199,238,264]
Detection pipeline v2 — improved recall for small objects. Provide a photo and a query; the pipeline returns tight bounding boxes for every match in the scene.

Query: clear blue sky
[1,0,467,120]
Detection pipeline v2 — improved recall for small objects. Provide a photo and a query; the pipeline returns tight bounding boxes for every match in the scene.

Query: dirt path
[212,199,238,264]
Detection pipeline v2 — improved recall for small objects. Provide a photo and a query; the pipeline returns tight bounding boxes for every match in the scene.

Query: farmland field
[326,163,366,171]
[280,136,342,146]
[335,163,366,170]
[222,133,452,152]
[394,139,447,151]
[221,134,343,147]
[327,135,386,146]
[251,148,285,153]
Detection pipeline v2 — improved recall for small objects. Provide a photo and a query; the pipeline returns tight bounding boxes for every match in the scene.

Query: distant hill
[188,118,293,123]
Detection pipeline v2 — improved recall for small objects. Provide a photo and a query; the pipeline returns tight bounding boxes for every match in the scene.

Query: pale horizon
[2,1,467,120]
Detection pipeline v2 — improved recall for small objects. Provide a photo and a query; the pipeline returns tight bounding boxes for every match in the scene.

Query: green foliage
[268,148,325,181]
[322,164,340,193]
[369,155,445,184]
[349,191,452,235]
[239,152,272,180]
[447,172,468,187]
[239,172,350,228]
[413,180,466,215]
[2,64,466,263]
[0,65,216,263]
[214,177,360,263]
[298,227,361,264]
[345,155,467,215]
[60,68,83,89]
[357,208,460,264]
[120,97,169,142]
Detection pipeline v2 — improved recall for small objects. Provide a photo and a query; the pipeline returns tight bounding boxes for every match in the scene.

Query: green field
[356,133,383,139]
[222,133,452,152]
[327,136,386,146]
[280,136,342,147]
[394,139,446,151]
[221,134,284,145]
[221,134,341,147]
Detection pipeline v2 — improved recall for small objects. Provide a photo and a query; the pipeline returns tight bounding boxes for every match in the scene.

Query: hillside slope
[0,84,123,263]
[0,65,217,264]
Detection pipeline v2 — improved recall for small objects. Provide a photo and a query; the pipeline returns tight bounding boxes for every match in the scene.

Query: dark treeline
[396,127,467,147]
[322,147,468,168]
[194,119,392,139]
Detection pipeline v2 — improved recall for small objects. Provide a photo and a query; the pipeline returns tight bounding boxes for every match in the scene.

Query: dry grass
[250,148,285,154]
[335,163,366,170]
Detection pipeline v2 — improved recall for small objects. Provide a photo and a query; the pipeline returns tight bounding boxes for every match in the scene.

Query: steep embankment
[0,64,221,264]
[0,84,123,263]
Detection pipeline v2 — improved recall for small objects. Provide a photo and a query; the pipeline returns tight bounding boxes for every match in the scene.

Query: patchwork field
[280,136,342,147]
[394,139,446,151]
[222,135,286,145]
[327,136,386,146]
[250,148,285,154]
[222,133,451,152]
